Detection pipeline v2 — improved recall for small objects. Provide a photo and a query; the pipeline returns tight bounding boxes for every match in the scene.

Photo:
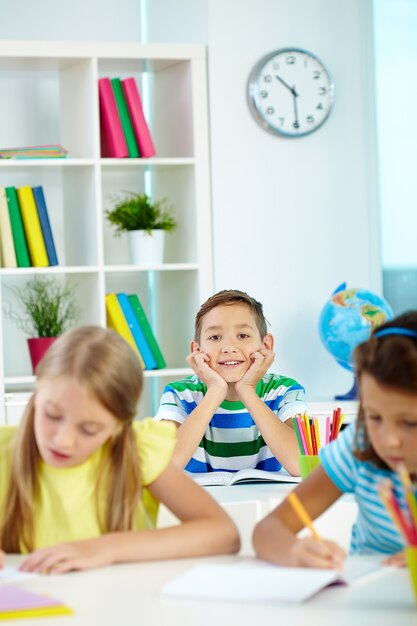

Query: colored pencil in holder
[292,417,305,455]
[378,479,417,545]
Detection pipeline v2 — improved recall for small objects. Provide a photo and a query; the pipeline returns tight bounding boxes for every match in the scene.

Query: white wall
[148,0,381,399]
[0,0,142,41]
[374,0,417,269]
[0,0,381,399]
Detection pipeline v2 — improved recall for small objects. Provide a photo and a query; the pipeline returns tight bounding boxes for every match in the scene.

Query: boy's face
[191,303,273,384]
[361,372,417,474]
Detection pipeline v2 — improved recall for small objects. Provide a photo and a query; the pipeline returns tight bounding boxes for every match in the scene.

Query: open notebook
[0,585,72,619]
[161,558,387,604]
[188,468,301,486]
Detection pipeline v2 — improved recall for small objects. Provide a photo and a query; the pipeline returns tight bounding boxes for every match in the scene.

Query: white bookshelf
[0,41,213,423]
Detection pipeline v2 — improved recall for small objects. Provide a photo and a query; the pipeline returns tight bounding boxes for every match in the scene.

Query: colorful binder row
[0,144,68,159]
[0,186,58,268]
[105,292,166,370]
[293,407,345,455]
[379,464,417,546]
[98,76,156,158]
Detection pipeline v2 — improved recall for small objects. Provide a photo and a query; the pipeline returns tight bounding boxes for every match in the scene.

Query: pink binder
[122,78,156,158]
[98,78,129,158]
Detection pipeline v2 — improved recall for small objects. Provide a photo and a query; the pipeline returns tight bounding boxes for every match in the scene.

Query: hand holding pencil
[287,492,346,569]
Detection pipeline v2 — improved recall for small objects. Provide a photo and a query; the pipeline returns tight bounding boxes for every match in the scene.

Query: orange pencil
[397,463,417,541]
[378,480,415,544]
[303,413,313,454]
[288,492,322,541]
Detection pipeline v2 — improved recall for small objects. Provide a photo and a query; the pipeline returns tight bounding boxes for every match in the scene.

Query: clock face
[248,48,335,138]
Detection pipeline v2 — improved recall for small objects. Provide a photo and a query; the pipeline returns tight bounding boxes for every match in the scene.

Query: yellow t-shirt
[0,418,176,551]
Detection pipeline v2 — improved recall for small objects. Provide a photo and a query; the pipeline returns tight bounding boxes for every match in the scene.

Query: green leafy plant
[105,192,177,236]
[4,276,81,338]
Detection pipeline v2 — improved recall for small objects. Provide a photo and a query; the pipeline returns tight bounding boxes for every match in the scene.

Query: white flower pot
[127,229,165,265]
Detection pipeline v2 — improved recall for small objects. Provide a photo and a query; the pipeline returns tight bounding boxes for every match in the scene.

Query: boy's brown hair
[194,289,268,341]
[353,310,417,468]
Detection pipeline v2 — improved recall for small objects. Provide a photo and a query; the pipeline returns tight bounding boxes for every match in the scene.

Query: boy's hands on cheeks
[186,350,228,400]
[235,348,275,399]
[19,538,114,575]
[290,537,346,570]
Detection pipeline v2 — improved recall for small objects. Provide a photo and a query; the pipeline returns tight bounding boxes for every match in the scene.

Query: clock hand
[275,74,298,97]
[292,89,300,129]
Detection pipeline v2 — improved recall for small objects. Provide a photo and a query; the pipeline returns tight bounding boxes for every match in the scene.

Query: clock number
[264,74,272,83]
[266,107,275,115]
[286,55,296,65]
[278,117,285,126]
[318,86,327,95]
[306,115,314,124]
[316,102,324,110]
[260,90,268,98]
[313,71,321,80]
[293,121,299,129]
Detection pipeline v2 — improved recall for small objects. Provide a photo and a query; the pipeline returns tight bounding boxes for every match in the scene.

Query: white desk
[3,554,415,625]
[159,483,358,556]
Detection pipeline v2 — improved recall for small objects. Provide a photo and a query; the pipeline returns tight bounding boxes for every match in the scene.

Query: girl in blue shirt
[253,311,417,569]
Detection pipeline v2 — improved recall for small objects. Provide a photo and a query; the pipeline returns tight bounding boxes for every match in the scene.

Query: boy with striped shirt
[154,290,307,475]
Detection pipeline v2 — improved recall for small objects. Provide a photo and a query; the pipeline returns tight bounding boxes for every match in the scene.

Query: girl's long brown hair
[1,326,143,553]
[353,310,417,467]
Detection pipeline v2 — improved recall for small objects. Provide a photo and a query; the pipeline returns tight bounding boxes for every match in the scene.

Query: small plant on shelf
[105,192,177,236]
[4,276,81,372]
[4,275,81,338]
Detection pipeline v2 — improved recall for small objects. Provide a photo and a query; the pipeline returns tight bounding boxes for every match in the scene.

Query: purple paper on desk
[0,585,64,611]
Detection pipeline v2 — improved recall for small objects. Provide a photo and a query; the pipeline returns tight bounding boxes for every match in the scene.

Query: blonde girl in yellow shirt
[0,326,239,574]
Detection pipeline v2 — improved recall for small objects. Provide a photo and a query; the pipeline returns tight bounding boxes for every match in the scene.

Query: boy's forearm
[237,390,300,475]
[172,388,225,469]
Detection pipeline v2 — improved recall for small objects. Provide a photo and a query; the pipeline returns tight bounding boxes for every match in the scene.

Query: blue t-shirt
[320,423,410,555]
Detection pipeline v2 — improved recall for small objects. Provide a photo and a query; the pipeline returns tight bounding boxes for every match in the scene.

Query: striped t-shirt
[320,423,410,555]
[154,373,307,473]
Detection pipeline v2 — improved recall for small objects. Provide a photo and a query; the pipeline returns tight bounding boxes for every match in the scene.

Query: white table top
[2,554,415,626]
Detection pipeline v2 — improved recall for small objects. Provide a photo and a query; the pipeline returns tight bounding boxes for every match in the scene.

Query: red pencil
[310,420,318,455]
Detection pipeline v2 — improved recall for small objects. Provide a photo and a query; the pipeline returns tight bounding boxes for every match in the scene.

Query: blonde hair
[1,326,143,553]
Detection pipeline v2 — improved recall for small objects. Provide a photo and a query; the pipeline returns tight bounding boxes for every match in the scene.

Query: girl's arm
[253,466,346,569]
[19,463,240,574]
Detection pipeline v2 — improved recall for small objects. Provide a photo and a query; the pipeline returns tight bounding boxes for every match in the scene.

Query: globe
[318,283,394,399]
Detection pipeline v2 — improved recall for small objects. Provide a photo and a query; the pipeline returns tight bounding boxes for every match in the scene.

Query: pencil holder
[405,546,417,606]
[298,454,321,480]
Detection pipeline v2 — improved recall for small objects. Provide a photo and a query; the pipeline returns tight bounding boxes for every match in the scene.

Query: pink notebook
[98,78,129,158]
[0,585,66,610]
[122,78,156,158]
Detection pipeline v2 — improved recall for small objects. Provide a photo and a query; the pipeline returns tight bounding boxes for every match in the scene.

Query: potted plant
[4,276,81,373]
[105,192,177,265]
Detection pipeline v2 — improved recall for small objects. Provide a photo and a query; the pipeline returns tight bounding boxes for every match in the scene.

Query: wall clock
[247,48,335,138]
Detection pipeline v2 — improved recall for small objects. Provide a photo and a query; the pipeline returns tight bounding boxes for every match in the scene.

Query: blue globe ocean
[319,284,393,398]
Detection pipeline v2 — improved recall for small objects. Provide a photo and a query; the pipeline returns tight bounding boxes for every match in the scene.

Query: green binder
[5,186,31,267]
[111,78,140,157]
[128,294,167,369]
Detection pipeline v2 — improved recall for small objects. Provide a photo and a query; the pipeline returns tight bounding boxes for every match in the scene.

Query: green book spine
[128,294,167,369]
[5,186,31,267]
[111,78,140,158]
